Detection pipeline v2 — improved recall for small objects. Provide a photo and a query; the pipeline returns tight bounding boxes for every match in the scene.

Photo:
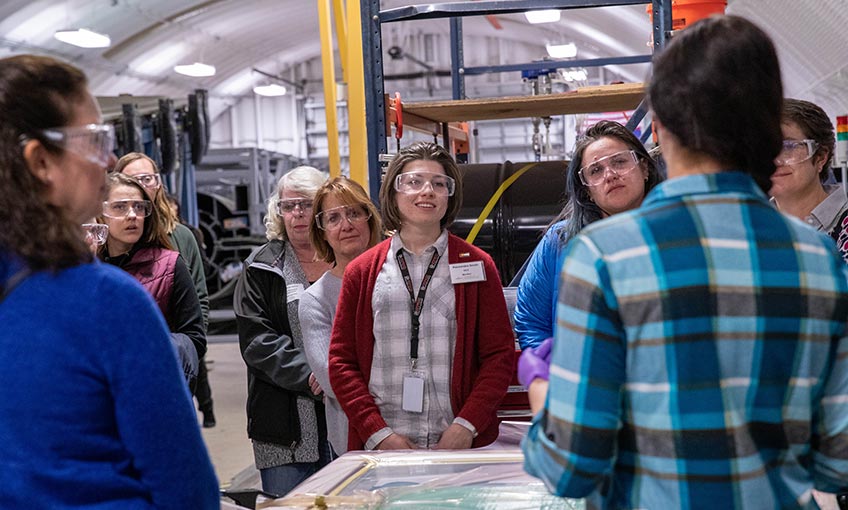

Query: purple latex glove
[517,337,554,388]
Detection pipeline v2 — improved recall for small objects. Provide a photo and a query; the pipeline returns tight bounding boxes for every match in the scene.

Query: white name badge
[286,283,304,303]
[402,374,425,413]
[449,261,486,284]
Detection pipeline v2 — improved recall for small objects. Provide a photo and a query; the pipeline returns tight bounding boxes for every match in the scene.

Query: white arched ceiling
[0,0,846,118]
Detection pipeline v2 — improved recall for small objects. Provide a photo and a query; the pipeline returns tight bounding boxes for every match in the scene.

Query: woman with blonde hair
[234,166,333,496]
[298,177,382,455]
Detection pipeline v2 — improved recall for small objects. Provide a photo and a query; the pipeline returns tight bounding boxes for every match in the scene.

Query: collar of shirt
[390,229,450,259]
[808,184,848,232]
[642,171,768,209]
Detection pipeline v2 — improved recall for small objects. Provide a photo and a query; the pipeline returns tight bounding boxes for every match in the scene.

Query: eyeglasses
[315,205,372,230]
[82,223,109,246]
[132,173,162,189]
[579,150,640,187]
[39,124,116,167]
[276,198,313,216]
[394,172,456,196]
[102,199,152,219]
[775,139,819,166]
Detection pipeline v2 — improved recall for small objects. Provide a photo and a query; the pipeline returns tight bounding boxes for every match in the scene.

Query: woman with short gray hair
[234,165,333,496]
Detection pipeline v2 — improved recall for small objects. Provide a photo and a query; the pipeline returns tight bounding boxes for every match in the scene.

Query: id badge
[402,370,425,413]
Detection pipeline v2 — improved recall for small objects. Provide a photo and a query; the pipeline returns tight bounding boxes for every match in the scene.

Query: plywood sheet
[403,83,645,122]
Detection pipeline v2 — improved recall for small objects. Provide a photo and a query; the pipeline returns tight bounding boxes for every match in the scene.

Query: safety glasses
[40,123,116,167]
[774,139,819,166]
[102,199,152,219]
[579,150,640,187]
[315,205,372,230]
[82,223,109,246]
[276,198,313,216]
[132,173,162,190]
[394,172,456,196]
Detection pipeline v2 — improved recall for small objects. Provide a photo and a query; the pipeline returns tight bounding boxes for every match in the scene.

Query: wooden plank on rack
[403,83,645,122]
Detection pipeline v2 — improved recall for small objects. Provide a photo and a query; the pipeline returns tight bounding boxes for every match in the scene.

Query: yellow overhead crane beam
[317,0,369,191]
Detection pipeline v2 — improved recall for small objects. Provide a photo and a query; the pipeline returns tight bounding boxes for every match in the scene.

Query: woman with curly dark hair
[0,54,217,508]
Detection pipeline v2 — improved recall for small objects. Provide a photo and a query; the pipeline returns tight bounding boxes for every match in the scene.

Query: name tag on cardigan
[286,283,304,303]
[449,261,486,284]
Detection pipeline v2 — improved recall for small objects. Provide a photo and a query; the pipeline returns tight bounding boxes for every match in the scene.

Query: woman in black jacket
[234,166,332,497]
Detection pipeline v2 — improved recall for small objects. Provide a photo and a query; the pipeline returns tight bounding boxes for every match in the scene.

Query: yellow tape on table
[465,163,538,245]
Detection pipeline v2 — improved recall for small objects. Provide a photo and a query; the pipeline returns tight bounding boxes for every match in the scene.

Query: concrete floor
[196,339,256,488]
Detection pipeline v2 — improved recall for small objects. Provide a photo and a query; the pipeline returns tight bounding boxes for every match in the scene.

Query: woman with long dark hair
[514,120,661,351]
[0,54,216,508]
[98,172,205,384]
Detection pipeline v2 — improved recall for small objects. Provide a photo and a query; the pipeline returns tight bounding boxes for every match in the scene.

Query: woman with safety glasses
[329,142,515,452]
[234,166,333,497]
[98,172,205,386]
[298,177,382,456]
[514,120,662,356]
[114,153,208,349]
[769,99,847,263]
[0,54,217,507]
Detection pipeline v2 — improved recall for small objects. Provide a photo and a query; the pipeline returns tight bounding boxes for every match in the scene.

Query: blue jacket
[0,254,218,509]
[514,220,568,350]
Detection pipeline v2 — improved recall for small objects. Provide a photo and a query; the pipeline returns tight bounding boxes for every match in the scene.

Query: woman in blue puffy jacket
[514,121,662,350]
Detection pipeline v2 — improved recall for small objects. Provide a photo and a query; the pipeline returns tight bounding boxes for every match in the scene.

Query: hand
[528,378,549,415]
[517,337,554,388]
[434,423,473,450]
[308,373,323,396]
[376,433,416,450]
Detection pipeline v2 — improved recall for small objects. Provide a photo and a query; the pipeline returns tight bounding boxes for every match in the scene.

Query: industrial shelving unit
[358,0,673,198]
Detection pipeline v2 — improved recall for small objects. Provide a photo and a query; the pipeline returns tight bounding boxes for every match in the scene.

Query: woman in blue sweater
[514,121,662,350]
[0,54,218,509]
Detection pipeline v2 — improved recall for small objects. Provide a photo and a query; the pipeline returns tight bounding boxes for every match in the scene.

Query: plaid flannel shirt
[522,172,848,509]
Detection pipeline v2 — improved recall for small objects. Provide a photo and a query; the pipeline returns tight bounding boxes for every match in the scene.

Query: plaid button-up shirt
[523,172,848,509]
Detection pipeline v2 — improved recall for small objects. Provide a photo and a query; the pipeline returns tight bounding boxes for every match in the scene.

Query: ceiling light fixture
[53,28,111,48]
[174,62,216,77]
[525,10,561,24]
[253,83,287,97]
[546,42,577,59]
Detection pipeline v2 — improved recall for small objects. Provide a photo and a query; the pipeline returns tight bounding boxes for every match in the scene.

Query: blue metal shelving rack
[359,0,673,199]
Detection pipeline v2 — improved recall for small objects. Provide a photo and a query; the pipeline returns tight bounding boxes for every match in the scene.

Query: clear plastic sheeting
[257,449,584,509]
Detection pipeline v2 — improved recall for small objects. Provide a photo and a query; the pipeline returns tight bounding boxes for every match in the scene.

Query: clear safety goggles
[102,199,152,219]
[315,205,372,230]
[40,123,116,167]
[82,223,109,246]
[132,173,162,190]
[579,150,640,187]
[276,198,313,216]
[394,172,456,196]
[774,139,819,166]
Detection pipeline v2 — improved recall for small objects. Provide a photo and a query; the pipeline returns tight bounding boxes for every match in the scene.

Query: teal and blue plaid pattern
[523,172,848,509]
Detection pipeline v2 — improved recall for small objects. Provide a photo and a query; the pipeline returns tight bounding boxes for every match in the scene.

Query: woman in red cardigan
[329,142,515,452]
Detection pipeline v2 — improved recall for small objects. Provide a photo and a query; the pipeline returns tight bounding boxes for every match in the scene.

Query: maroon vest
[123,247,178,324]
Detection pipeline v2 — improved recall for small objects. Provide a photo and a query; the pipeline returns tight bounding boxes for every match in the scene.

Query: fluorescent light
[253,83,287,97]
[561,69,588,82]
[54,28,111,48]
[546,42,577,59]
[525,10,561,24]
[174,62,216,77]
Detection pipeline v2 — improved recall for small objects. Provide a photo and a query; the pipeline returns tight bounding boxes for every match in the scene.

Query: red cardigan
[329,233,515,451]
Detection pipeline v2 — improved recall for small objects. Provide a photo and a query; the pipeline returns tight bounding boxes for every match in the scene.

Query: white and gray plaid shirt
[366,230,475,449]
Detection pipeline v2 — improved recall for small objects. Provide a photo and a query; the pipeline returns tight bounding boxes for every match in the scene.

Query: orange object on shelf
[647,1,727,31]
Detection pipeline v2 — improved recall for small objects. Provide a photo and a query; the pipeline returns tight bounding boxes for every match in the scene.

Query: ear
[812,148,829,174]
[22,139,55,186]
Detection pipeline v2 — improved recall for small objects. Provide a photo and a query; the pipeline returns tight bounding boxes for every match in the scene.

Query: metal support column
[450,17,465,100]
[318,0,342,178]
[360,0,387,200]
[347,0,374,193]
[652,0,672,53]
[332,0,348,81]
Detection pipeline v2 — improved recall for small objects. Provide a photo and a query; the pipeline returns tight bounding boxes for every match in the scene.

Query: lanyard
[395,248,441,364]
